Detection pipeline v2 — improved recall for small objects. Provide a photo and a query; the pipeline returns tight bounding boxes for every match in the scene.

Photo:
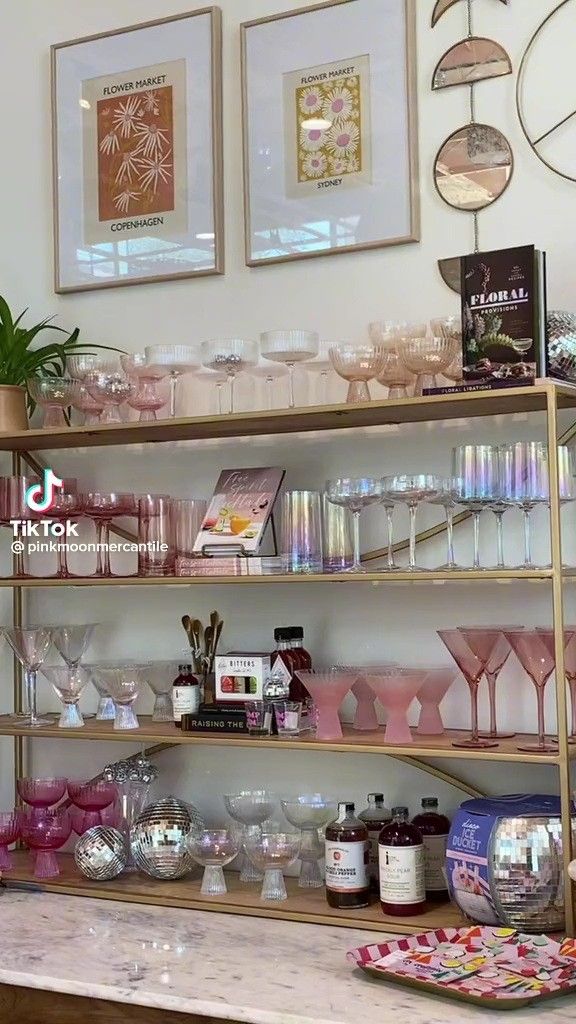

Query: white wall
[0,0,575,839]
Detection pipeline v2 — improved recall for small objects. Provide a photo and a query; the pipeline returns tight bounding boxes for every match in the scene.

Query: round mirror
[434,123,513,211]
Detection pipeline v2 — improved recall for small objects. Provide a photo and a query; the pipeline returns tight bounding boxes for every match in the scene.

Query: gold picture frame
[241,0,419,268]
[51,7,224,293]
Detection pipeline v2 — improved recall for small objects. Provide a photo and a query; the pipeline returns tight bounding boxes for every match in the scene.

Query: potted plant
[0,295,117,432]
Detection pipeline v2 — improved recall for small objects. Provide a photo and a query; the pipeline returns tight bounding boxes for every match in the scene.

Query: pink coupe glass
[127,378,170,421]
[82,492,137,577]
[365,669,427,744]
[458,627,518,740]
[67,780,118,833]
[415,666,459,735]
[84,371,135,424]
[504,629,558,754]
[70,380,104,425]
[21,807,72,878]
[0,811,22,869]
[294,671,354,740]
[438,630,497,750]
[17,776,67,811]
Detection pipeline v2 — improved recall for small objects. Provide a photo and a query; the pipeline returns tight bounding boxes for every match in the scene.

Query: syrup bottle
[289,627,312,670]
[285,628,310,702]
[378,806,426,916]
[172,664,199,728]
[412,797,450,902]
[271,628,298,696]
[359,793,392,891]
[325,802,370,909]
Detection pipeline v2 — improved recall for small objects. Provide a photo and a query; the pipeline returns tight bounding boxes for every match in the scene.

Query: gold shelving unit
[2,380,575,934]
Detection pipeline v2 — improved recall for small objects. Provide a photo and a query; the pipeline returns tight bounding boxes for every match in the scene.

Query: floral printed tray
[347,926,576,1010]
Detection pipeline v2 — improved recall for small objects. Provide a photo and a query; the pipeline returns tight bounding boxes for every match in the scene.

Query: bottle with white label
[412,797,450,901]
[378,806,426,917]
[325,801,370,909]
[172,664,200,728]
[358,793,392,891]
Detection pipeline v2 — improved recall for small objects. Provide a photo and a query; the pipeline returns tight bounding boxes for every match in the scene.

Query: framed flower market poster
[241,0,419,267]
[51,8,223,293]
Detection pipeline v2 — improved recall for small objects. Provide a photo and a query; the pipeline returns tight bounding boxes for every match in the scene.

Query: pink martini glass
[4,626,53,727]
[365,669,427,744]
[21,807,72,878]
[504,629,558,753]
[17,777,67,813]
[415,666,459,735]
[67,781,118,833]
[535,626,576,742]
[294,671,354,740]
[458,627,519,740]
[338,663,397,730]
[0,811,22,870]
[438,630,497,749]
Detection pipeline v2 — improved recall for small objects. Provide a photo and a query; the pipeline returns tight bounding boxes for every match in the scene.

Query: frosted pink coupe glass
[504,629,558,753]
[365,669,427,744]
[21,808,72,878]
[294,672,354,740]
[17,777,67,810]
[458,627,518,740]
[438,629,497,749]
[415,666,459,735]
[67,780,117,832]
[535,626,576,742]
[0,811,22,869]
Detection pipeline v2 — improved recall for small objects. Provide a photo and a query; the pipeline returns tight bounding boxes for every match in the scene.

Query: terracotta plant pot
[0,386,29,432]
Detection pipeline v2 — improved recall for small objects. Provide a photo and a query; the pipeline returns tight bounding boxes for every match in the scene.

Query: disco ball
[547,310,576,381]
[130,797,204,880]
[74,826,126,881]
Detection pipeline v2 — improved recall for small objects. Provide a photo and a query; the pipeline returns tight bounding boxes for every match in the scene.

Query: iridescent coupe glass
[326,478,382,573]
[382,475,441,572]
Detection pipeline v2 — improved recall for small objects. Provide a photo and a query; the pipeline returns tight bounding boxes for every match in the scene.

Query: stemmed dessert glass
[21,807,72,878]
[438,629,497,749]
[4,626,53,727]
[431,478,462,570]
[143,661,179,722]
[365,668,427,744]
[260,330,319,408]
[328,343,385,404]
[376,348,415,400]
[27,377,75,428]
[201,339,258,414]
[127,378,170,421]
[144,345,200,418]
[281,795,337,888]
[223,790,276,883]
[84,371,136,424]
[294,670,354,741]
[452,445,500,570]
[40,665,89,728]
[17,776,67,813]
[397,332,458,396]
[92,664,146,730]
[84,665,116,720]
[382,475,441,572]
[244,831,301,902]
[415,667,459,735]
[458,627,516,741]
[0,811,21,870]
[503,629,558,753]
[188,829,240,896]
[303,341,335,406]
[82,492,137,577]
[70,381,104,425]
[67,781,118,833]
[325,477,382,573]
[247,360,289,410]
[501,442,549,569]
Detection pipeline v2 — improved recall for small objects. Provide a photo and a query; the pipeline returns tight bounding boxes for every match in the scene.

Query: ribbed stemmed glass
[82,492,137,577]
[4,627,53,728]
[224,791,276,883]
[326,478,382,573]
[438,629,497,749]
[281,796,337,888]
[144,345,200,418]
[244,831,301,902]
[328,343,385,404]
[260,331,319,408]
[382,475,441,572]
[201,339,258,414]
[452,445,500,570]
[188,830,240,896]
[397,331,457,395]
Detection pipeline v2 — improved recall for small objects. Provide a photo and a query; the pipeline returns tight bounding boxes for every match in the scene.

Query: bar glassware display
[281,490,323,574]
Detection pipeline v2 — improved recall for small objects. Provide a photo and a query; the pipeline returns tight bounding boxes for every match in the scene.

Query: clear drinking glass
[84,371,135,424]
[281,490,323,574]
[328,343,385,404]
[143,661,180,722]
[144,345,200,418]
[245,700,273,736]
[438,629,498,749]
[281,795,337,888]
[244,831,301,901]
[260,330,319,408]
[201,339,258,414]
[500,441,549,569]
[82,492,137,577]
[41,665,89,728]
[247,360,290,410]
[322,493,353,572]
[503,629,557,753]
[382,475,441,572]
[458,627,517,741]
[171,498,207,562]
[223,790,276,883]
[138,495,175,577]
[397,332,457,395]
[430,477,462,570]
[275,700,302,737]
[188,829,240,896]
[452,445,500,570]
[4,626,53,728]
[325,478,382,573]
[27,377,75,428]
[92,663,146,730]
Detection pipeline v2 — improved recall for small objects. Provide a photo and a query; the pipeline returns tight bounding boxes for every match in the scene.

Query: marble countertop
[0,890,574,1023]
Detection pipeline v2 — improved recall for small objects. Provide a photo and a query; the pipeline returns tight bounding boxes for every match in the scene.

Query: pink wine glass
[82,492,137,577]
[415,666,458,735]
[458,627,519,740]
[21,807,72,878]
[0,811,22,870]
[535,626,576,742]
[294,671,354,740]
[438,630,497,750]
[365,669,427,744]
[67,780,118,833]
[17,777,68,811]
[43,487,81,579]
[504,629,558,754]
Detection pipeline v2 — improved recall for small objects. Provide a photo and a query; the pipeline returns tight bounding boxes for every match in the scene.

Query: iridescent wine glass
[223,790,276,883]
[82,492,137,577]
[92,663,146,730]
[0,811,21,870]
[84,371,136,424]
[557,445,576,568]
[4,626,53,727]
[187,829,240,896]
[201,339,258,414]
[27,377,75,428]
[503,629,558,753]
[500,441,549,569]
[430,477,463,570]
[365,668,427,744]
[452,445,500,570]
[438,629,497,749]
[143,660,180,722]
[325,478,382,573]
[328,343,385,404]
[144,345,200,418]
[247,360,289,410]
[17,777,68,811]
[281,795,337,888]
[70,381,104,425]
[382,475,441,572]
[21,807,72,878]
[67,780,118,833]
[244,831,301,902]
[260,330,319,408]
[294,671,354,740]
[458,627,517,740]
[397,332,457,396]
[415,667,459,735]
[40,665,89,728]
[127,378,170,421]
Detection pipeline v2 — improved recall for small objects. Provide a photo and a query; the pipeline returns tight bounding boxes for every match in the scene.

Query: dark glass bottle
[271,628,298,695]
[289,627,312,669]
[172,664,199,728]
[359,793,392,891]
[325,802,370,909]
[378,806,426,916]
[285,628,311,701]
[412,797,450,901]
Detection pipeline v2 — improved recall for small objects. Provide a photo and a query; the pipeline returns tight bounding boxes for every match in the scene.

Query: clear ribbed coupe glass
[328,343,385,404]
[382,475,441,572]
[260,330,319,408]
[144,345,200,418]
[244,831,301,901]
[281,795,337,888]
[223,790,276,883]
[201,339,258,414]
[188,829,240,896]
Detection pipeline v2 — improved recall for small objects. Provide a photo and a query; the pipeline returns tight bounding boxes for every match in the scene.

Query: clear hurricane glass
[328,343,385,404]
[201,339,258,414]
[452,445,501,570]
[244,831,301,901]
[382,475,441,572]
[281,796,337,888]
[260,330,319,408]
[325,477,382,573]
[223,790,276,883]
[3,626,53,728]
[188,829,240,896]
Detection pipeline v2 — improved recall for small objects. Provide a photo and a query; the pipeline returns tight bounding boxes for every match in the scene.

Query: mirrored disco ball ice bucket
[130,797,204,880]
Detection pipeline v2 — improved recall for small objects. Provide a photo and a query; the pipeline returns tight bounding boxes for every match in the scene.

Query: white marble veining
[0,890,574,1023]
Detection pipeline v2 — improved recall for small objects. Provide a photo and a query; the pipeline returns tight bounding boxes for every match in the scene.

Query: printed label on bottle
[379,844,425,904]
[325,840,367,892]
[173,686,199,720]
[423,834,448,891]
[272,659,292,688]
[366,830,380,881]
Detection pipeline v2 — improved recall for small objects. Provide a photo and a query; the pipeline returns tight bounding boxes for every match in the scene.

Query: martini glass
[0,811,21,870]
[144,345,200,418]
[21,807,72,878]
[281,795,337,887]
[201,339,258,414]
[244,831,301,902]
[438,629,497,749]
[325,478,382,573]
[337,663,397,730]
[4,626,53,727]
[67,780,118,833]
[52,624,96,673]
[40,665,89,728]
[415,666,459,735]
[535,626,576,742]
[382,475,441,572]
[294,671,354,740]
[260,330,319,408]
[188,830,240,896]
[458,628,517,740]
[143,660,180,722]
[503,629,558,753]
[364,668,427,744]
[84,664,116,720]
[223,790,276,883]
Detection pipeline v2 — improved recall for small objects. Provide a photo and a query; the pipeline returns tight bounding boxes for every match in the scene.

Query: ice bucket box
[446,794,574,933]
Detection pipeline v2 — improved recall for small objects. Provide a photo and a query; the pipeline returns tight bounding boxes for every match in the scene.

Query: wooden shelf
[1,380,574,452]
[0,716,561,764]
[3,853,466,936]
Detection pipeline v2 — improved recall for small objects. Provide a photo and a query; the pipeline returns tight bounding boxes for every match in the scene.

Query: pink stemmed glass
[42,484,81,579]
[84,371,136,424]
[70,381,104,425]
[458,627,518,740]
[27,377,75,428]
[0,811,22,870]
[67,781,117,833]
[4,475,40,577]
[438,630,498,750]
[4,627,54,728]
[21,807,72,878]
[503,629,558,754]
[535,626,576,742]
[71,800,120,836]
[294,671,354,740]
[127,378,170,421]
[415,666,459,735]
[338,663,397,730]
[364,669,427,744]
[17,777,67,811]
[82,492,137,577]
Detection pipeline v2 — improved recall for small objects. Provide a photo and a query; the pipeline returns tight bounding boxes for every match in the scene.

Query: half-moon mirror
[432,0,508,28]
[433,37,512,89]
[434,123,513,211]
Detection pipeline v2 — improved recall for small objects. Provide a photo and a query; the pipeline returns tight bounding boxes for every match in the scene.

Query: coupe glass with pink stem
[27,377,75,428]
[458,627,519,740]
[0,811,22,869]
[415,666,459,735]
[70,381,104,425]
[438,629,497,749]
[17,777,67,812]
[84,371,136,424]
[127,377,170,421]
[503,629,558,754]
[82,492,137,577]
[535,626,576,742]
[67,780,118,833]
[71,800,119,835]
[21,807,72,878]
[364,668,427,744]
[294,671,354,740]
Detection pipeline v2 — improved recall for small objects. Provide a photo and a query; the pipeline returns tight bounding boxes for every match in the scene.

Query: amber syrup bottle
[359,794,392,891]
[378,806,426,916]
[172,664,199,728]
[412,797,450,902]
[286,627,311,702]
[325,802,371,909]
[271,628,298,694]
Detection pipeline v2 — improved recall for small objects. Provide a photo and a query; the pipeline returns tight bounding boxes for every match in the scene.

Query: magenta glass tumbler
[0,811,22,870]
[21,808,72,878]
[438,629,498,750]
[67,781,118,833]
[415,666,459,735]
[294,672,354,740]
[365,669,427,744]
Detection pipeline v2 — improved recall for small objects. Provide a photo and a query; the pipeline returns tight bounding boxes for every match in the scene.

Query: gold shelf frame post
[11,453,24,804]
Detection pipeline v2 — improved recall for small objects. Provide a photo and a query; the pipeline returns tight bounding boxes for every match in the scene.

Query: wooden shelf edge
[0,570,554,587]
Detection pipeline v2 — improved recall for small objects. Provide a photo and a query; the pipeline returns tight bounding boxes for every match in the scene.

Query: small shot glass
[275,700,302,738]
[300,697,317,736]
[246,700,273,737]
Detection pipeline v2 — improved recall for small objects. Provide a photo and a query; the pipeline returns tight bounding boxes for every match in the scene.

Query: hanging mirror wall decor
[432,0,508,28]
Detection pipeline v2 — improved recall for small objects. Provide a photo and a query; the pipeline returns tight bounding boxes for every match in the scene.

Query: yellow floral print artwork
[296,74,363,183]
